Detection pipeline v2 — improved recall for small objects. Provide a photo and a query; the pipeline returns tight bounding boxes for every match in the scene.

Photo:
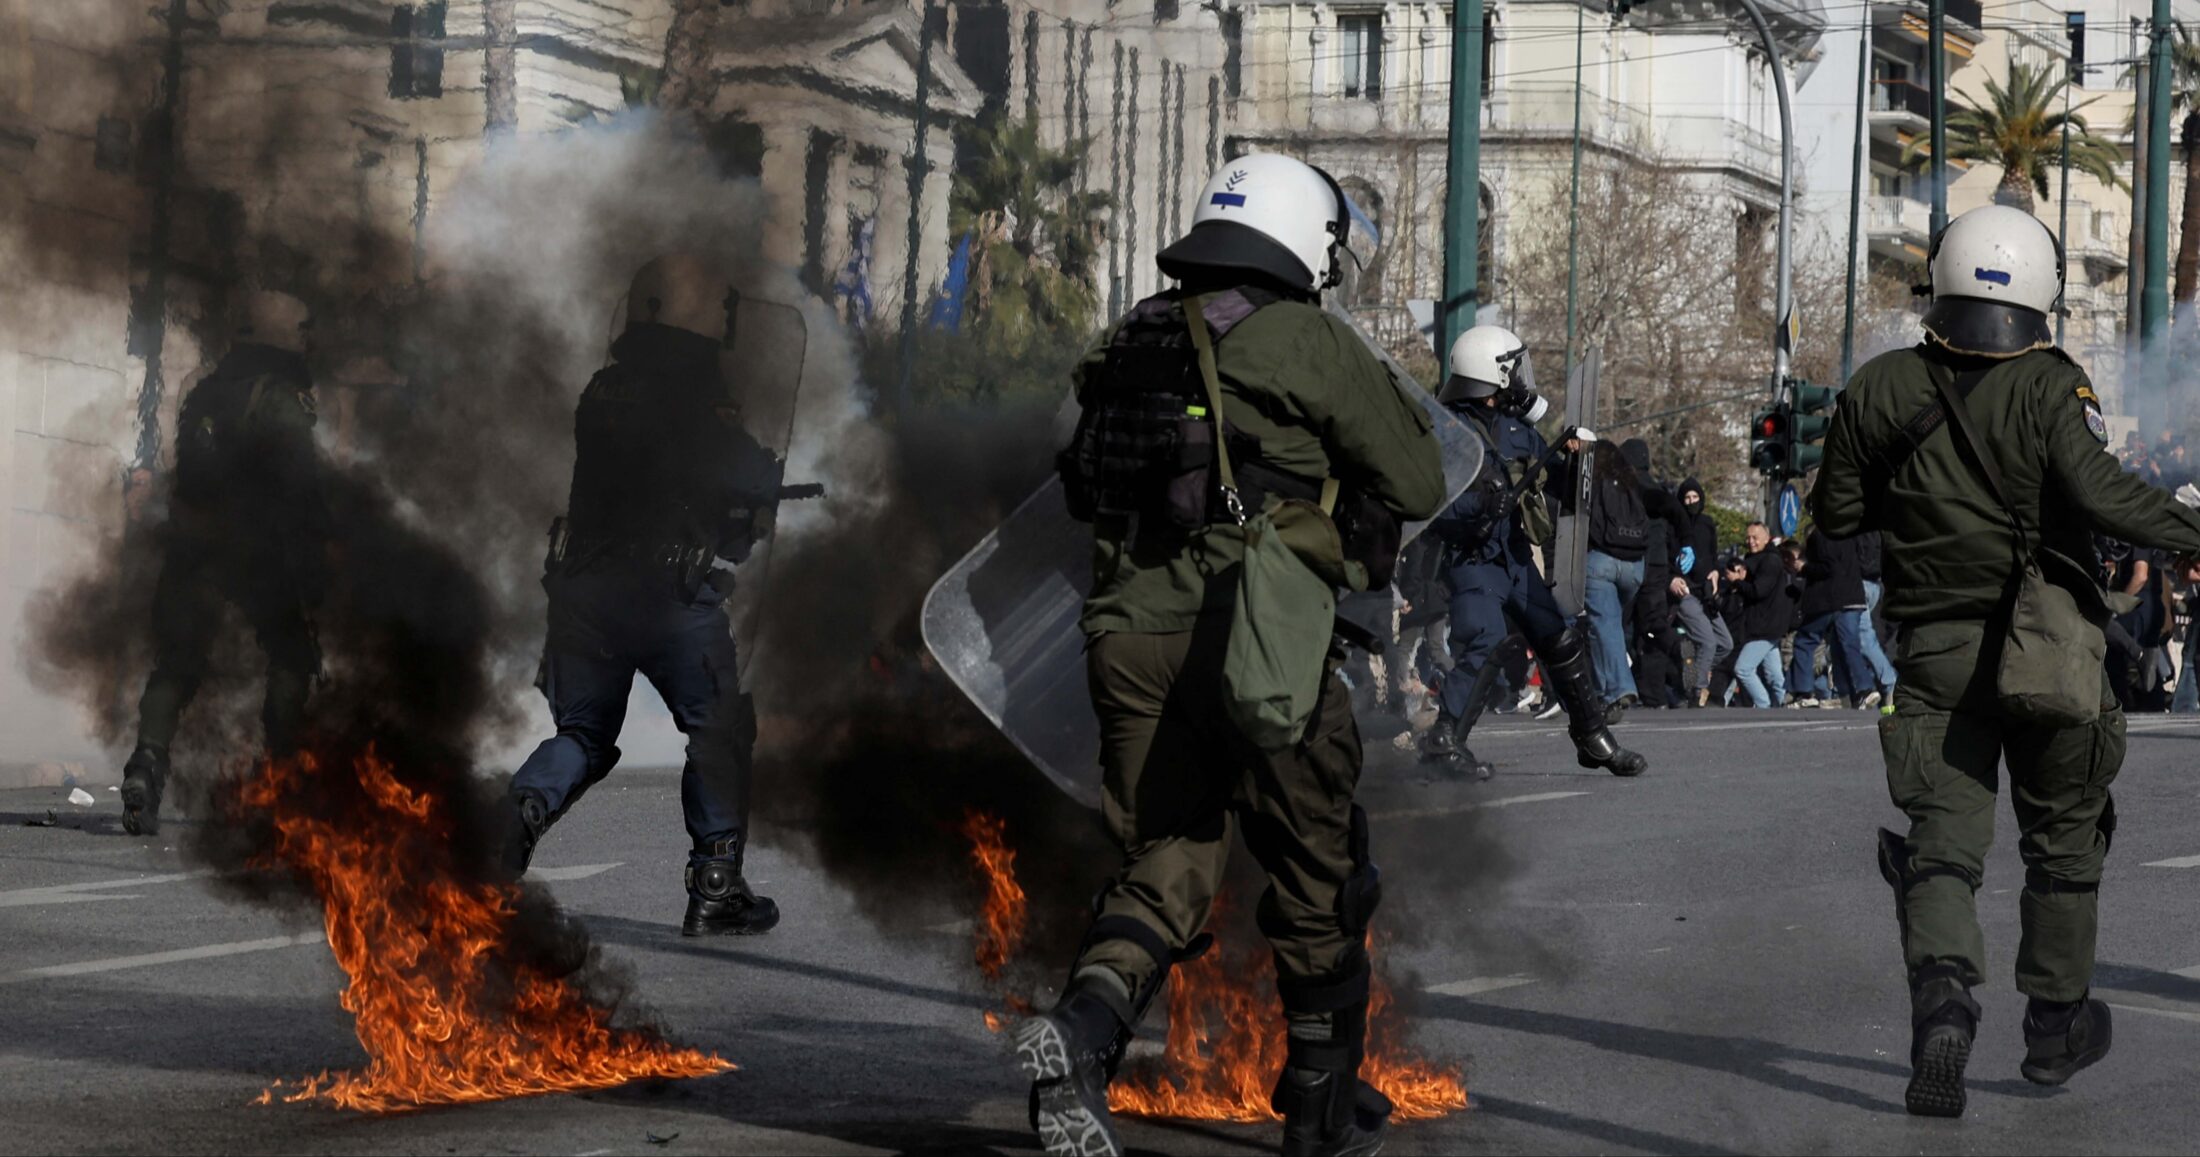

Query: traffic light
[1750,405,1790,475]
[1788,379,1836,477]
[2066,11,2086,80]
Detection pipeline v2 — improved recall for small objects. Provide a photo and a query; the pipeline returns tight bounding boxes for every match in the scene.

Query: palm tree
[1903,57,2126,214]
[948,111,1115,346]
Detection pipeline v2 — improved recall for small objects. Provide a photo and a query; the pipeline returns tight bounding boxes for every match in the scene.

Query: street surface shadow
[1469,1091,1746,1156]
[1423,994,2056,1115]
[584,912,998,1013]
[2093,961,2200,1004]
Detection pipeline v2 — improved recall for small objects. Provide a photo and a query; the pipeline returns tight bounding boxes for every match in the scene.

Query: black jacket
[1736,549,1796,643]
[1676,476,1720,597]
[1797,531,1868,619]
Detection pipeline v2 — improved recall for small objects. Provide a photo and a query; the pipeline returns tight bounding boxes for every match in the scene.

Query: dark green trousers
[136,543,318,756]
[1881,619,2124,1002]
[1075,621,1366,1003]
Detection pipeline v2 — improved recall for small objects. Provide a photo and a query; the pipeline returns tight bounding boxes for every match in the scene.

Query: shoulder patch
[2082,398,2108,445]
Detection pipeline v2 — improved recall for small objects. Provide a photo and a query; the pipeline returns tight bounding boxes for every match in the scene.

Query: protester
[1724,522,1793,708]
[1672,479,1733,708]
[1790,528,1876,709]
[1577,440,1650,713]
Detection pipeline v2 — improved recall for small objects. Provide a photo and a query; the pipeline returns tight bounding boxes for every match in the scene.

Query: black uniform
[505,322,783,935]
[124,343,327,835]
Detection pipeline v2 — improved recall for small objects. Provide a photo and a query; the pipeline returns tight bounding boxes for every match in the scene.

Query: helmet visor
[1499,345,1535,396]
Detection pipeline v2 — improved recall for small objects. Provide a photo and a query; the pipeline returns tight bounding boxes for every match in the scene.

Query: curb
[0,760,110,790]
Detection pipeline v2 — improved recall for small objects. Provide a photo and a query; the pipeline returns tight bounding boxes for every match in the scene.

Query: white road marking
[2108,1002,2200,1025]
[0,932,324,984]
[0,871,210,909]
[1371,791,1587,821]
[1426,974,1537,998]
[2142,854,2200,869]
[529,862,624,881]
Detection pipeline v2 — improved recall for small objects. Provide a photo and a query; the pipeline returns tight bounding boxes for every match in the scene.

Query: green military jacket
[1078,298,1447,635]
[1813,344,2200,623]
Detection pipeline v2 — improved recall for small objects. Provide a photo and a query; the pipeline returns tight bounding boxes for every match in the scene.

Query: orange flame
[961,810,1027,980]
[952,814,1464,1125]
[1109,943,1466,1122]
[244,748,730,1112]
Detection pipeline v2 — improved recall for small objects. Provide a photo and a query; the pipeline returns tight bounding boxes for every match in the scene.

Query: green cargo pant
[1880,619,2124,1002]
[1074,620,1368,1009]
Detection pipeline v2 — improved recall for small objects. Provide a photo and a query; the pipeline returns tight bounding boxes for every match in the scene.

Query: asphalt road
[4,706,2199,1156]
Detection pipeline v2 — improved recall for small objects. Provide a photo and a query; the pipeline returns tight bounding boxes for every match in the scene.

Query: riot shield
[723,293,811,679]
[920,308,1485,806]
[1548,345,1599,620]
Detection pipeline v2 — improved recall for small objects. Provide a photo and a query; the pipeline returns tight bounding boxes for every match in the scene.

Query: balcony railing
[1867,194,1932,238]
[1871,79,1933,119]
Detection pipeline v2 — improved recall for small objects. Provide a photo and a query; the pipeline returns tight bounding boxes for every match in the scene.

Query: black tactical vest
[1058,287,1282,532]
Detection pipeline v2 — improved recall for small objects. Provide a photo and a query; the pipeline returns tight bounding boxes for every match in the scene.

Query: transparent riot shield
[722,294,810,679]
[1548,345,1599,620]
[920,307,1485,806]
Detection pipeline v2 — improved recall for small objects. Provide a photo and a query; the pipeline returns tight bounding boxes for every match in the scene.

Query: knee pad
[1542,627,1589,668]
[1337,805,1382,937]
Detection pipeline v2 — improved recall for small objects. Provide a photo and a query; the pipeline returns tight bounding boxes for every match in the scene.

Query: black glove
[1477,476,1518,526]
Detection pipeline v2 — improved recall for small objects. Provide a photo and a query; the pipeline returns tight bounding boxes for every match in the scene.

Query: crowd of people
[1348,395,2200,748]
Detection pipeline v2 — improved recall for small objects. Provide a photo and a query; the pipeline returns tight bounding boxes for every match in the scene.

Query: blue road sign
[1777,484,1801,538]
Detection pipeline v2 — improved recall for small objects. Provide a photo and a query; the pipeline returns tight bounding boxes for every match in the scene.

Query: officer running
[499,253,789,938]
[1013,153,1445,1157]
[1420,325,1646,781]
[1814,204,2200,1116]
[121,289,328,836]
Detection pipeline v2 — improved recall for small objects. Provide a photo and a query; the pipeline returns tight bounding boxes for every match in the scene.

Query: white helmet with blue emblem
[1922,204,2064,358]
[1157,153,1349,295]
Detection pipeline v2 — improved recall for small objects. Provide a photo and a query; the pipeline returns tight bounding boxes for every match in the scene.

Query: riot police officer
[122,289,327,836]
[1014,153,1445,1157]
[499,253,785,938]
[1422,325,1646,781]
[1814,205,2200,1116]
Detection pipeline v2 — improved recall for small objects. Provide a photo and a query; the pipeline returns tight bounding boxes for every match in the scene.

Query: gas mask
[1493,346,1549,423]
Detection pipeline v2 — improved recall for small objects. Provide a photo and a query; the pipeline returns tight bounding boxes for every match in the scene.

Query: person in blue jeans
[1724,523,1795,707]
[1854,532,1898,697]
[1788,529,1876,707]
[1577,441,1650,711]
[499,253,787,938]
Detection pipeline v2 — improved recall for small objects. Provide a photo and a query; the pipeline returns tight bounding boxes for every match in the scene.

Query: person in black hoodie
[1576,440,1650,711]
[1788,529,1875,708]
[1621,439,1687,708]
[1671,479,1732,707]
[1725,521,1793,706]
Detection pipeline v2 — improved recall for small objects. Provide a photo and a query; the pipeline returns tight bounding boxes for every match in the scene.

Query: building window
[954,2,1011,107]
[1337,14,1381,100]
[1223,11,1243,97]
[1481,12,1495,96]
[390,2,446,100]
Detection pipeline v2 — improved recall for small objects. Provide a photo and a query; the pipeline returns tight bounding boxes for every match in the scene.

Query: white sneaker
[1858,691,1883,711]
[1791,698,1819,709]
[1533,699,1564,721]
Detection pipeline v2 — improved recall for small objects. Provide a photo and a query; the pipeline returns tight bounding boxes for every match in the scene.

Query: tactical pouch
[1058,327,1221,533]
[1179,296,1343,750]
[1928,365,2137,727]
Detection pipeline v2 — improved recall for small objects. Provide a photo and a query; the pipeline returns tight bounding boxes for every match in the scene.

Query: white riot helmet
[1922,204,2064,358]
[1156,153,1348,294]
[1440,324,1547,422]
[625,252,737,345]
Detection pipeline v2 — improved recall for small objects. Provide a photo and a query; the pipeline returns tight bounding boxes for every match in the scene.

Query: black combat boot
[1904,965,1981,1117]
[682,837,780,936]
[1274,994,1392,1156]
[2020,994,2112,1086]
[1541,630,1647,777]
[1015,971,1135,1156]
[121,744,169,836]
[1419,713,1494,782]
[499,787,552,876]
